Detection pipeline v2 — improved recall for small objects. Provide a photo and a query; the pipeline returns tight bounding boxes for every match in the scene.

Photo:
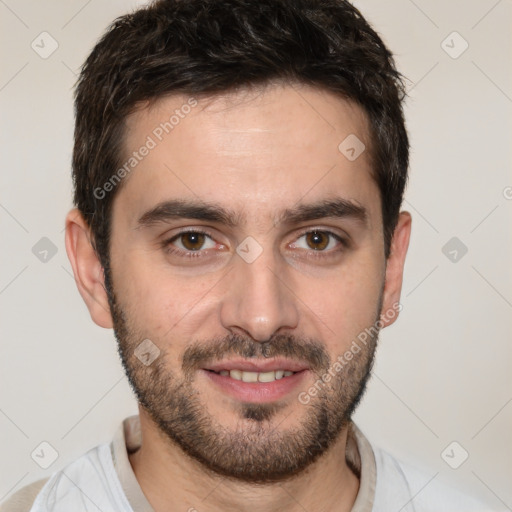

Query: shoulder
[0,479,49,512]
[1,442,128,512]
[372,446,501,512]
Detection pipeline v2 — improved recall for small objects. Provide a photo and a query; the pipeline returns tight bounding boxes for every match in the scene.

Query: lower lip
[200,369,309,403]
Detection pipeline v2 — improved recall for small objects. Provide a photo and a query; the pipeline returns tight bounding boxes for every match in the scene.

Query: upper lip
[203,358,310,373]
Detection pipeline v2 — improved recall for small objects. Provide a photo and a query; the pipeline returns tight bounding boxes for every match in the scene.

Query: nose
[219,247,299,342]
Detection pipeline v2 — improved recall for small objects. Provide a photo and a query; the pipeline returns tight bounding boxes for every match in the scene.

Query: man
[1,0,498,511]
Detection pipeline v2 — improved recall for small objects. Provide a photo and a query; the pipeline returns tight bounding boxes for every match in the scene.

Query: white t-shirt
[2,415,501,512]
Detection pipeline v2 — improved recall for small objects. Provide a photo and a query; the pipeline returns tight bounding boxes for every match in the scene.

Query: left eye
[170,231,217,251]
[290,230,343,251]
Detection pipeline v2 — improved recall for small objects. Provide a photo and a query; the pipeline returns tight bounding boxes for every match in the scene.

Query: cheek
[301,254,384,343]
[113,250,221,340]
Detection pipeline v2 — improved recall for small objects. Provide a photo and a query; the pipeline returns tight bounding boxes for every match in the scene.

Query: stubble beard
[105,270,381,484]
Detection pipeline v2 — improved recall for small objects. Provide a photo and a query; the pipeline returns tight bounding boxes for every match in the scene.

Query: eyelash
[162,228,348,260]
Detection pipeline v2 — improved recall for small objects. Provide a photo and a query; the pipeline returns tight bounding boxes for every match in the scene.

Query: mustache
[181,332,331,375]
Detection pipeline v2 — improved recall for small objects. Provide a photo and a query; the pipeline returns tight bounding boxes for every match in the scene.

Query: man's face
[106,83,389,482]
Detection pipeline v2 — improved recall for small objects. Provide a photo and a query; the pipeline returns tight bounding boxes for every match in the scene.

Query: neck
[129,409,360,512]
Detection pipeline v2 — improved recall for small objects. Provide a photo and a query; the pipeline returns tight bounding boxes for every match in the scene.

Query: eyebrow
[136,197,368,229]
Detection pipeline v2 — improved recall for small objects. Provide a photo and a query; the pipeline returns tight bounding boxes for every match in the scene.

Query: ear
[65,208,113,328]
[379,211,412,328]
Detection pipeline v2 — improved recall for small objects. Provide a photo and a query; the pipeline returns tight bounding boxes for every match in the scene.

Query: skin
[65,82,411,512]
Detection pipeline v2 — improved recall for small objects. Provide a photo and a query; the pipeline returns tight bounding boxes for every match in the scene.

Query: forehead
[115,83,380,230]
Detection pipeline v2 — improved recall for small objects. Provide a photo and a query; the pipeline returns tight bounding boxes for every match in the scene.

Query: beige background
[1,0,511,507]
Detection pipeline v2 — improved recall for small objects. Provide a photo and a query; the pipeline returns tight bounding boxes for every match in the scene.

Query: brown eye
[180,232,206,250]
[164,230,218,257]
[305,230,330,250]
[288,230,346,256]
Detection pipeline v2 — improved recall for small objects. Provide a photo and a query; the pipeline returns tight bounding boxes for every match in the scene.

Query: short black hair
[73,0,409,270]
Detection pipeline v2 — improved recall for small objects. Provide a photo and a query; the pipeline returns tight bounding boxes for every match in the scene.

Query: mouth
[205,368,299,382]
[200,358,310,403]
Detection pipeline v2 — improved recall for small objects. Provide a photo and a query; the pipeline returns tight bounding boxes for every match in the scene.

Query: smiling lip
[201,369,309,402]
[203,357,310,373]
[200,358,310,403]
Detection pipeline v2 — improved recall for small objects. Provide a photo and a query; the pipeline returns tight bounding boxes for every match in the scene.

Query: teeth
[242,371,259,383]
[230,369,242,380]
[216,369,297,382]
[257,371,276,383]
